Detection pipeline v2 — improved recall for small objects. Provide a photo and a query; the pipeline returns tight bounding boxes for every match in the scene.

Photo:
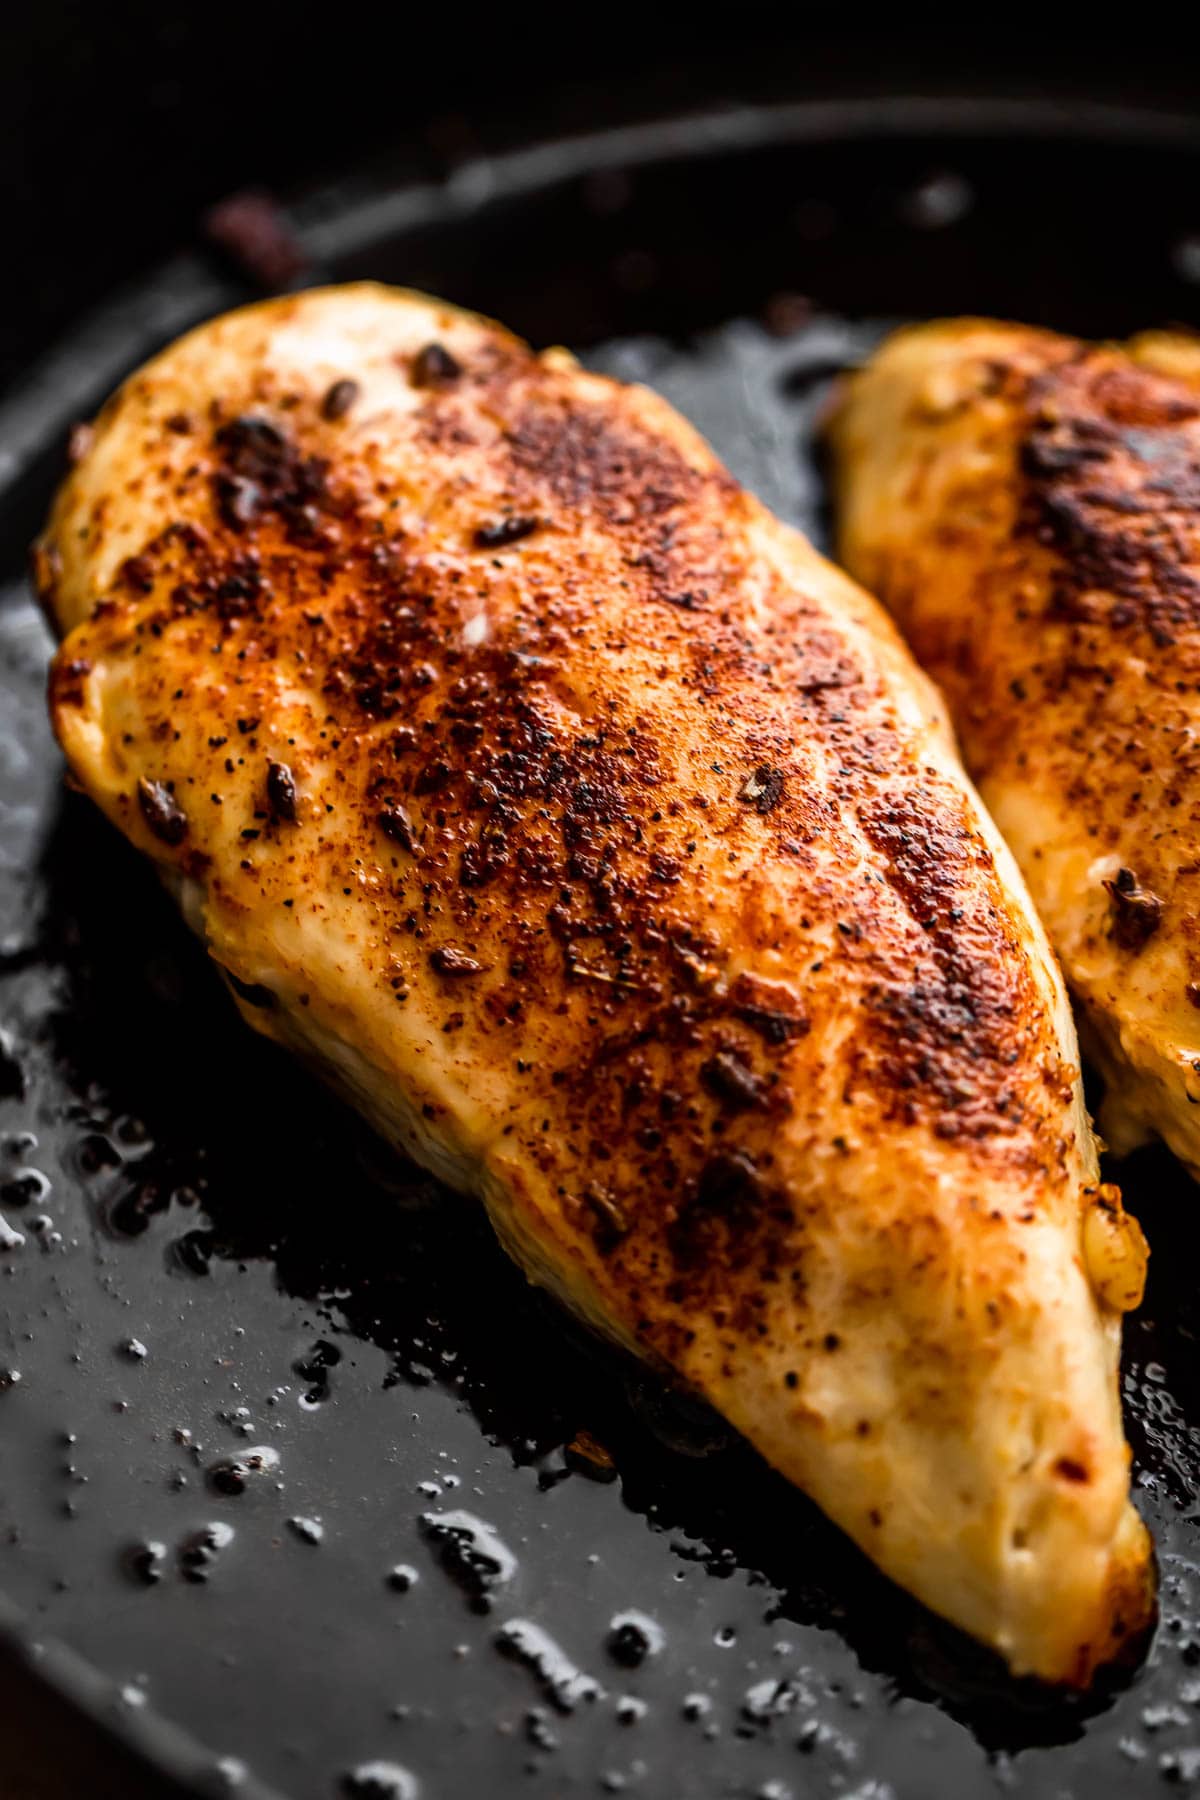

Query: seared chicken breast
[830,321,1200,1177]
[37,285,1152,1683]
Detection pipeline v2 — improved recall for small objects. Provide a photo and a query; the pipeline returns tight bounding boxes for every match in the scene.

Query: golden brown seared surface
[38,285,1152,1683]
[830,320,1200,1178]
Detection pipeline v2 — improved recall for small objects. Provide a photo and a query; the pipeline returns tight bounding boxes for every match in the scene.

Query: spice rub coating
[830,319,1200,1178]
[39,284,1151,1684]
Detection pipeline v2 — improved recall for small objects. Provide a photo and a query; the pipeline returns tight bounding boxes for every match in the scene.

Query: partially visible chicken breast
[830,319,1200,1178]
[37,284,1152,1683]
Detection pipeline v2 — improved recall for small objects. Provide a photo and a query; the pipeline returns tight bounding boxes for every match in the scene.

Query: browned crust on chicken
[830,319,1200,1179]
[37,286,1153,1683]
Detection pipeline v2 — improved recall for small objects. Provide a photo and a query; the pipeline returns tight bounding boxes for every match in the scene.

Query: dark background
[3,12,1199,1797]
[5,10,1200,394]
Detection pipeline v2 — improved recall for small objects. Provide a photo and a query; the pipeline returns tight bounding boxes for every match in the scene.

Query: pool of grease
[3,116,1200,1800]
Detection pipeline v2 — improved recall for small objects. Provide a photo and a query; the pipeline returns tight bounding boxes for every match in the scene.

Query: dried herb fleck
[411,343,462,388]
[266,761,298,823]
[429,946,484,978]
[739,766,785,814]
[321,378,360,422]
[700,1051,765,1111]
[137,778,188,847]
[378,802,419,855]
[473,515,539,550]
[1103,867,1163,951]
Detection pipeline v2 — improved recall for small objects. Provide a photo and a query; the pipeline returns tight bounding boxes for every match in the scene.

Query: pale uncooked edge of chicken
[36,284,1153,1684]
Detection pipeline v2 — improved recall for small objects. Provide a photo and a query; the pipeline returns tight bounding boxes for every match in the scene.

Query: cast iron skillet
[3,99,1200,1800]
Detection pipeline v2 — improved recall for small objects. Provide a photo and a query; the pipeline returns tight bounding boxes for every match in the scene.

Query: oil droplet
[714,1624,737,1648]
[524,1707,558,1750]
[0,1212,25,1251]
[420,1510,516,1612]
[287,1515,323,1545]
[494,1619,602,1712]
[341,1761,419,1799]
[123,1540,168,1585]
[682,1693,712,1722]
[178,1521,235,1582]
[0,1167,49,1207]
[207,1446,280,1496]
[606,1611,664,1668]
[387,1564,419,1593]
[616,1697,647,1725]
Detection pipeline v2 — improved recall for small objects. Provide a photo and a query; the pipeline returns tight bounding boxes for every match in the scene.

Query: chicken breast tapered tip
[37,284,1153,1682]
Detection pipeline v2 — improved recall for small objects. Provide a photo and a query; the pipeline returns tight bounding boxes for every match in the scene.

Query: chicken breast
[830,320,1200,1178]
[36,284,1152,1684]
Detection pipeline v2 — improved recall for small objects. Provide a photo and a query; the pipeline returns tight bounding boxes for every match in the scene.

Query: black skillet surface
[4,101,1200,1800]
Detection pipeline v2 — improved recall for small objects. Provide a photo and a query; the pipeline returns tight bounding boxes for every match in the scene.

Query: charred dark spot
[212,416,332,545]
[1103,867,1162,951]
[321,378,360,422]
[579,1184,629,1254]
[739,766,785,815]
[223,971,277,1011]
[52,657,92,708]
[429,946,485,978]
[119,554,156,595]
[735,1003,808,1047]
[700,1051,765,1112]
[411,343,462,388]
[137,777,188,847]
[668,1148,787,1274]
[473,515,540,550]
[1020,356,1200,638]
[506,402,698,524]
[266,761,298,823]
[1054,1457,1090,1484]
[378,802,419,855]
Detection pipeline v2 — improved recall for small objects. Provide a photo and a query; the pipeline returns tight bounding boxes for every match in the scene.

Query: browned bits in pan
[137,778,188,847]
